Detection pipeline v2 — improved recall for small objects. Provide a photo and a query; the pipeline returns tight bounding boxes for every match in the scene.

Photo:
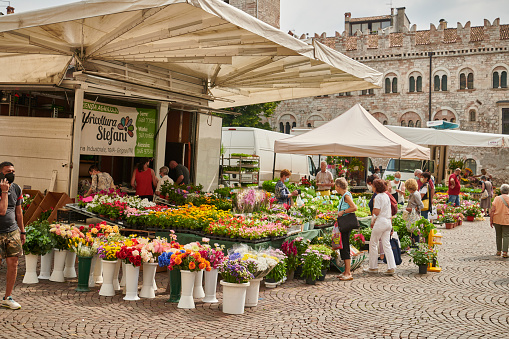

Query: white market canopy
[274,104,430,160]
[386,126,509,148]
[0,0,383,108]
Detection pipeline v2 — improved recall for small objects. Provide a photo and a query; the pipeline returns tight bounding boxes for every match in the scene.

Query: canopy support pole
[69,87,84,198]
[272,153,277,180]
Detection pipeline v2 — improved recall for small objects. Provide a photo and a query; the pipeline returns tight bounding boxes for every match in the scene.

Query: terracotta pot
[466,216,475,221]
[445,223,454,229]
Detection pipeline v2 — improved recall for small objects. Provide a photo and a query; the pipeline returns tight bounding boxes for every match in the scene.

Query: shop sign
[80,101,157,157]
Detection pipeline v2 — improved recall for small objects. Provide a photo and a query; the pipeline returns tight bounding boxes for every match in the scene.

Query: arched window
[279,122,284,133]
[385,78,391,93]
[502,71,508,88]
[409,76,415,92]
[450,118,455,123]
[292,122,296,128]
[416,120,421,127]
[443,118,448,122]
[416,76,423,92]
[464,159,477,175]
[408,120,414,127]
[307,123,312,128]
[392,78,398,93]
[401,120,406,126]
[383,120,388,125]
[285,122,290,134]
[434,75,441,91]
[460,73,466,90]
[493,71,500,88]
[467,73,474,89]
[469,110,476,122]
[441,75,448,91]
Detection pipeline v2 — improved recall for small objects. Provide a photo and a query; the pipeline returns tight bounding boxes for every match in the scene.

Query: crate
[56,208,87,224]
[26,192,73,226]
[22,189,44,226]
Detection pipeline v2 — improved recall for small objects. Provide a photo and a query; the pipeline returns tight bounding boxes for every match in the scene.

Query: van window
[387,159,422,173]
[308,157,317,176]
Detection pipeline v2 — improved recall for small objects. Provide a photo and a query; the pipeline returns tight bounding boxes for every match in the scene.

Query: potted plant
[408,243,433,274]
[22,221,55,284]
[300,248,331,285]
[265,257,287,287]
[412,218,436,239]
[281,239,298,280]
[464,205,481,221]
[439,215,456,229]
[309,244,333,281]
[218,253,254,315]
[350,232,366,251]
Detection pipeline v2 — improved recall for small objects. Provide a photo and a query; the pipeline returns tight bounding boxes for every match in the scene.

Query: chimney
[396,7,406,33]
[345,12,351,36]
[439,19,447,30]
[6,6,14,14]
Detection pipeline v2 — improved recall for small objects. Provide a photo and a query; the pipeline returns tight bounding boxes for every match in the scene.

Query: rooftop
[350,15,392,23]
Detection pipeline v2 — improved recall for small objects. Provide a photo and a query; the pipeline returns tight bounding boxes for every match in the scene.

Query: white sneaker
[2,296,21,310]
[363,267,378,273]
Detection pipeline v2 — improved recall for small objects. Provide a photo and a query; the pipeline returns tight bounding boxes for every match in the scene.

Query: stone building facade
[227,2,509,183]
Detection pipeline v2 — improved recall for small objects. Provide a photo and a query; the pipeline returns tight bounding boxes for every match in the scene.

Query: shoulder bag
[481,183,489,199]
[337,193,359,232]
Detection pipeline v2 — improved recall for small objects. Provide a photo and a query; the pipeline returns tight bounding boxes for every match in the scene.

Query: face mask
[394,178,400,182]
[284,178,289,183]
[5,173,14,184]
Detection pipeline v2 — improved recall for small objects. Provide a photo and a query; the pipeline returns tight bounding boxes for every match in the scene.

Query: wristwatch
[20,231,26,235]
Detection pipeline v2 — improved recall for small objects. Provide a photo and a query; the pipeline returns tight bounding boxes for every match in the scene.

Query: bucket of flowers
[219,252,255,314]
[69,237,96,292]
[264,249,288,287]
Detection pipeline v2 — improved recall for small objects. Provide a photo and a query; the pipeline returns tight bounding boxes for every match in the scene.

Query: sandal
[496,251,501,256]
[502,252,509,258]
[338,275,353,281]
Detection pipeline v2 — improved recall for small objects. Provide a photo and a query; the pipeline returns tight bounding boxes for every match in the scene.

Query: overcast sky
[10,0,509,36]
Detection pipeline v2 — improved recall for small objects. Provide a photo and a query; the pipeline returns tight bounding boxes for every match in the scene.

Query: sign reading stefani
[80,101,157,157]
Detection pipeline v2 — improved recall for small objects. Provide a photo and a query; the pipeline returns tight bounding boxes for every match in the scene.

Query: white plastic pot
[178,270,196,309]
[99,260,117,297]
[38,251,53,280]
[123,264,140,301]
[23,254,39,284]
[49,249,67,282]
[193,269,205,299]
[220,280,250,315]
[245,278,262,307]
[202,268,219,303]
[64,251,77,278]
[139,262,158,299]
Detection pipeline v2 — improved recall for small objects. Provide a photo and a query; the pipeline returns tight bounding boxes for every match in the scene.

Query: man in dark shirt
[0,161,25,310]
[169,160,190,185]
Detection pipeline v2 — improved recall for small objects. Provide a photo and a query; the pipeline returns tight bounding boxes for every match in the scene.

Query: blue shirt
[338,191,353,214]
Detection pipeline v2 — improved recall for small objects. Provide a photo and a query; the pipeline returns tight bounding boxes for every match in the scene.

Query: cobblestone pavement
[1,219,508,339]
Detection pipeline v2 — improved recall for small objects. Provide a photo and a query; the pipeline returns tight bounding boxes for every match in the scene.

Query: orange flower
[189,262,196,270]
[175,257,182,265]
[205,266,211,272]
[193,253,201,261]
[198,263,206,270]
[199,258,205,264]
[185,249,192,255]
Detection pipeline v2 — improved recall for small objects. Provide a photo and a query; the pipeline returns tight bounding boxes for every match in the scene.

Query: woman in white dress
[364,179,397,275]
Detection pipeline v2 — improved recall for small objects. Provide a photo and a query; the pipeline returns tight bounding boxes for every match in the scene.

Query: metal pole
[428,52,433,122]
[272,153,277,180]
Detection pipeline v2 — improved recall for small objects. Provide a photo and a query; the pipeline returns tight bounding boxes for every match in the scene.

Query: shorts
[0,229,22,259]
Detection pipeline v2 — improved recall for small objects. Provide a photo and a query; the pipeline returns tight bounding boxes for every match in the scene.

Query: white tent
[0,0,383,108]
[386,126,509,148]
[274,104,430,160]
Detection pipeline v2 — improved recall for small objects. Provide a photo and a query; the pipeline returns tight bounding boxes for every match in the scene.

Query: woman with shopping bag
[405,178,424,246]
[333,178,358,281]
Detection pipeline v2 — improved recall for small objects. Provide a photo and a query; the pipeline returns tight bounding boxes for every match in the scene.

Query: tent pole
[272,153,277,180]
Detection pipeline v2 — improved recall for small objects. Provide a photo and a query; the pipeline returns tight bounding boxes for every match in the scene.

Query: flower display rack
[221,155,260,186]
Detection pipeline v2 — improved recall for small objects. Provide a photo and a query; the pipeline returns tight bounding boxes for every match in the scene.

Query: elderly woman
[364,179,397,275]
[155,166,174,197]
[390,172,405,205]
[275,169,299,205]
[419,172,432,219]
[335,177,358,281]
[490,184,509,258]
[405,178,424,246]
[480,175,493,216]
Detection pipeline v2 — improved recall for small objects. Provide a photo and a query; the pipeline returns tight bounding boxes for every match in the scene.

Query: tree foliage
[219,102,279,130]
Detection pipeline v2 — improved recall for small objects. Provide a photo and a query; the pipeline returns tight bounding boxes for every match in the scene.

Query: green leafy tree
[220,102,279,130]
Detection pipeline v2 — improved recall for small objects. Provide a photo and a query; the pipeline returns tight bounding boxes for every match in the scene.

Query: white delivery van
[221,127,316,182]
[381,159,436,181]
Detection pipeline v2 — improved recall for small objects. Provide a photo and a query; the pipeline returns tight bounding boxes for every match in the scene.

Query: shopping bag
[428,205,438,220]
[383,237,402,265]
[332,222,343,250]
[295,195,305,208]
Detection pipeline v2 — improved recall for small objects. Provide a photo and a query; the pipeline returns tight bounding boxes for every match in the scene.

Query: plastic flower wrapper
[219,253,255,284]
[69,237,96,258]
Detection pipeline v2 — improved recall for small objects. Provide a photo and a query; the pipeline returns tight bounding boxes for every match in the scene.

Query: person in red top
[448,168,461,206]
[131,158,158,201]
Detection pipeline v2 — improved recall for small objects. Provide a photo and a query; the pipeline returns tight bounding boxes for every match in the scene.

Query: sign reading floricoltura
[80,101,157,157]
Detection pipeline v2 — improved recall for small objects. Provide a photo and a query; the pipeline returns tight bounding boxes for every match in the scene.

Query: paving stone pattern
[1,220,508,338]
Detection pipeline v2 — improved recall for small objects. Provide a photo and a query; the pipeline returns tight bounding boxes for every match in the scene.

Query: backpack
[387,192,398,216]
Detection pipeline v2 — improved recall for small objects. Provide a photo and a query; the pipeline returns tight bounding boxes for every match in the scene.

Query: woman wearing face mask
[275,169,299,205]
[390,172,405,205]
[155,166,174,198]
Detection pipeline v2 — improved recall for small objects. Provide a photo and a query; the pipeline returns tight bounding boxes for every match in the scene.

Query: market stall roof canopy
[274,104,430,160]
[386,126,509,148]
[0,0,382,109]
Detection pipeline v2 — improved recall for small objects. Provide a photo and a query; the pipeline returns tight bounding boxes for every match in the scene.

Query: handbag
[337,213,359,233]
[481,189,489,199]
[332,221,343,250]
[383,237,402,265]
